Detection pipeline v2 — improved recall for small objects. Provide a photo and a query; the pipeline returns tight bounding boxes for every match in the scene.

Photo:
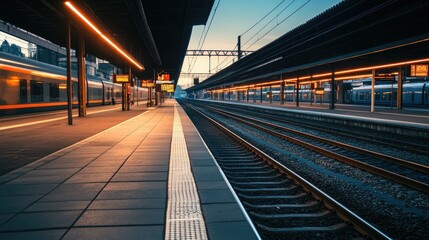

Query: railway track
[185,100,429,194]
[200,101,429,155]
[180,101,391,240]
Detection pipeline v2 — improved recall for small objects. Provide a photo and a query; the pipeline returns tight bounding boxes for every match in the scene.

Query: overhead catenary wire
[189,0,221,74]
[244,0,311,51]
[240,0,286,37]
[242,0,296,49]
[213,0,301,72]
[211,0,288,72]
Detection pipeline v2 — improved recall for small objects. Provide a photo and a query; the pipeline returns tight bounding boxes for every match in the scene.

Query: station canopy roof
[188,0,429,92]
[0,0,214,82]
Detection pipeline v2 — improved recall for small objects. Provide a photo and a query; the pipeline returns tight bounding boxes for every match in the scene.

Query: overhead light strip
[65,1,144,70]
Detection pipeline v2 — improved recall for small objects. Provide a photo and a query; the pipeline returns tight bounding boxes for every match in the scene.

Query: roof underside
[0,0,214,84]
[189,0,429,92]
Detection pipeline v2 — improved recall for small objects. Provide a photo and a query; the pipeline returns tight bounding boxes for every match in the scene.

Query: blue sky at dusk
[179,0,343,87]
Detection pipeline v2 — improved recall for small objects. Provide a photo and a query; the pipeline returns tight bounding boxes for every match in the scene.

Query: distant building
[0,40,10,52]
[32,45,63,65]
[0,39,24,57]
[98,62,118,81]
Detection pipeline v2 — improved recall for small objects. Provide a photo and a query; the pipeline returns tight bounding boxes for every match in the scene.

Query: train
[349,82,429,106]
[0,51,148,116]
[217,81,429,107]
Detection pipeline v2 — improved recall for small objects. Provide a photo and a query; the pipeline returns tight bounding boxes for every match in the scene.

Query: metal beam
[180,72,213,78]
[186,49,254,57]
[126,0,162,66]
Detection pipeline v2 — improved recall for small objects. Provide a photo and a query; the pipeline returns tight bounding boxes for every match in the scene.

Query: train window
[375,92,380,100]
[30,80,44,102]
[19,79,27,103]
[359,92,364,100]
[49,83,60,101]
[364,92,369,100]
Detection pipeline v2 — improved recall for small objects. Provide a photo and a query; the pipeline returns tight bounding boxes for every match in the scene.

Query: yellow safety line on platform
[165,104,208,240]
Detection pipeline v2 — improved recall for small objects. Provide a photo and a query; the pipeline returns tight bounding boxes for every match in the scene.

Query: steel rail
[183,102,392,240]
[214,102,429,155]
[204,105,429,194]
[207,105,429,175]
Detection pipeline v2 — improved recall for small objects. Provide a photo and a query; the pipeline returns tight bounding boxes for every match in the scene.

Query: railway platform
[202,99,429,139]
[0,99,258,240]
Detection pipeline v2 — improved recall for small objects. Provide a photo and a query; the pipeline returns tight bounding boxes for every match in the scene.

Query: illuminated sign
[161,84,174,92]
[157,73,170,81]
[142,80,155,88]
[314,88,325,95]
[410,64,428,77]
[114,74,129,83]
[156,80,174,84]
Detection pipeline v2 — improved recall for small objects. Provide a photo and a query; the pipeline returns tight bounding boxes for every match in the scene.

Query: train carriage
[0,51,147,115]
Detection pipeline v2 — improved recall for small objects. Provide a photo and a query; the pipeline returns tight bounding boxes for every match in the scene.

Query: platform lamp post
[397,67,403,110]
[64,0,144,112]
[296,77,300,107]
[66,19,73,125]
[330,68,335,110]
[371,69,376,113]
[77,31,86,117]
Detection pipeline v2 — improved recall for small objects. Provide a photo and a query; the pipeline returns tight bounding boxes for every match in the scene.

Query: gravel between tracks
[208,110,429,240]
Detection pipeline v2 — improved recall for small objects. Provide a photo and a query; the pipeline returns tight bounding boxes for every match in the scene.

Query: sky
[179,0,343,88]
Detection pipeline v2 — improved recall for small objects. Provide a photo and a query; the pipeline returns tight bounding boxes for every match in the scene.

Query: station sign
[142,80,155,88]
[314,88,325,95]
[410,64,428,77]
[113,74,130,83]
[156,80,174,84]
[157,73,170,81]
[161,84,174,93]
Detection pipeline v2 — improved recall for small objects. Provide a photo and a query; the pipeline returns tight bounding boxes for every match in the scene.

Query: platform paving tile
[191,159,217,167]
[103,181,166,191]
[202,203,247,222]
[118,165,167,173]
[24,200,91,212]
[5,174,71,185]
[65,172,115,184]
[0,195,42,213]
[38,162,89,169]
[111,172,168,182]
[192,166,225,181]
[196,180,230,190]
[88,198,166,210]
[0,210,82,231]
[86,161,123,167]
[206,221,259,240]
[0,183,58,196]
[54,154,99,161]
[0,213,13,225]
[97,189,166,200]
[0,229,67,240]
[78,166,120,173]
[21,168,81,177]
[62,226,164,240]
[126,154,170,161]
[188,152,214,159]
[74,209,165,226]
[39,183,104,202]
[122,159,169,166]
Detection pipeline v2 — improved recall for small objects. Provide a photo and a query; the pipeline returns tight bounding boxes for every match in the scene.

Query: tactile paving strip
[165,104,208,240]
